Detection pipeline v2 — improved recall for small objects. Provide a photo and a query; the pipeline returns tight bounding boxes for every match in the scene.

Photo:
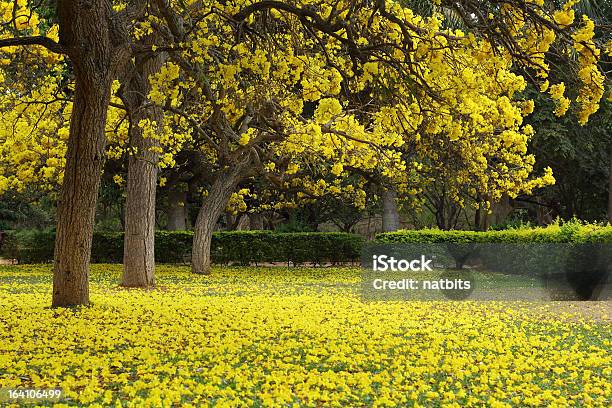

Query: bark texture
[474,201,483,231]
[167,187,188,230]
[52,0,117,307]
[121,47,165,288]
[192,169,243,274]
[382,189,400,232]
[249,213,264,230]
[488,194,513,227]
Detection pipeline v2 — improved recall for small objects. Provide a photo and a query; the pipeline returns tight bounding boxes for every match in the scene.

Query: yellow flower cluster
[571,15,605,125]
[549,83,571,117]
[142,0,576,210]
[0,264,610,407]
[0,76,131,194]
[0,75,70,194]
[148,63,180,107]
[0,1,62,65]
[225,188,256,215]
[0,0,607,206]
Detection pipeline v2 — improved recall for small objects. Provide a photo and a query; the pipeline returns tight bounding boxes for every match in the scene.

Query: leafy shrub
[1,230,363,265]
[155,231,194,263]
[91,231,123,263]
[5,221,611,266]
[375,221,612,244]
[0,229,56,263]
[375,222,612,281]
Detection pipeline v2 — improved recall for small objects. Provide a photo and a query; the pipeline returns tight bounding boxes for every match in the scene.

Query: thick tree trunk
[52,0,116,307]
[167,187,188,230]
[121,120,159,287]
[382,189,400,232]
[192,170,242,274]
[120,49,164,288]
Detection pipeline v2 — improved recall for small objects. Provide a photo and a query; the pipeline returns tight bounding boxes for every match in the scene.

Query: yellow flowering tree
[0,0,191,302]
[0,0,609,301]
[140,0,607,274]
[0,0,153,307]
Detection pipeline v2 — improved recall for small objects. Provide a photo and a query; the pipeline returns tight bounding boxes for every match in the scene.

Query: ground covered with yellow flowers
[0,265,610,407]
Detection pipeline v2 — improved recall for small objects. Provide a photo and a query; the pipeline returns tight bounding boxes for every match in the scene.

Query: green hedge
[0,229,56,264]
[5,223,611,265]
[375,223,612,278]
[375,223,612,244]
[0,230,364,265]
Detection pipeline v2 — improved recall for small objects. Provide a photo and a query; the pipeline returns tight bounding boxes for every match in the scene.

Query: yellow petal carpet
[0,265,610,407]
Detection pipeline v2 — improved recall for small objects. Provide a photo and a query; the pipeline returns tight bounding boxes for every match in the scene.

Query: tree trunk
[232,214,249,230]
[238,214,250,230]
[249,212,264,230]
[167,187,187,230]
[120,49,164,288]
[52,1,116,307]
[382,189,400,232]
[489,194,513,227]
[121,119,159,287]
[434,201,447,230]
[474,197,483,231]
[192,170,242,274]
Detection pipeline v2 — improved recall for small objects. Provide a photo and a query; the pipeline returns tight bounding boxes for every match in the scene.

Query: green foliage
[90,231,124,263]
[274,215,316,232]
[2,230,363,265]
[376,221,612,282]
[0,229,55,263]
[0,193,55,230]
[523,65,612,221]
[154,231,194,263]
[376,221,612,244]
[213,231,363,266]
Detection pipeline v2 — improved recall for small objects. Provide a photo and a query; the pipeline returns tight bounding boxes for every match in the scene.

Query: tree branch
[0,35,66,54]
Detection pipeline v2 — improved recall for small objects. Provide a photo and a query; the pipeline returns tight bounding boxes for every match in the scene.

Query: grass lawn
[0,264,610,407]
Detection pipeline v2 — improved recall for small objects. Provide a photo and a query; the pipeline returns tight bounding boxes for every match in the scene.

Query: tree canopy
[0,0,610,303]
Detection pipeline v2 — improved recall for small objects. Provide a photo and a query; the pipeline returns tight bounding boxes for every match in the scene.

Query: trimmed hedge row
[0,230,364,265]
[375,223,612,244]
[4,223,610,265]
[376,225,612,286]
